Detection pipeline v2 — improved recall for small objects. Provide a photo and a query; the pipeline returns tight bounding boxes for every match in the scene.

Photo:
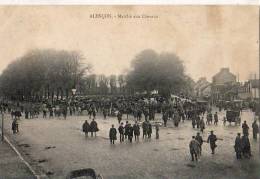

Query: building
[194,77,211,99]
[238,79,259,100]
[211,68,237,103]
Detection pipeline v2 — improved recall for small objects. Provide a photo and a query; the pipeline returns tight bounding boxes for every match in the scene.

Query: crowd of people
[1,94,259,162]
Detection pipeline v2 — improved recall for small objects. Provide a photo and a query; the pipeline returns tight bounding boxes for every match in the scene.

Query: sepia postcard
[0,3,259,179]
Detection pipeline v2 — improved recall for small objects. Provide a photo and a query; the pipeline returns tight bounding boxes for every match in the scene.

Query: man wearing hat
[195,132,203,156]
[234,133,242,159]
[207,130,217,154]
[189,136,200,161]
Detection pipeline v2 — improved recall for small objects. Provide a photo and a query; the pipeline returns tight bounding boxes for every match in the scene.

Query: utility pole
[258,6,260,156]
[1,112,4,142]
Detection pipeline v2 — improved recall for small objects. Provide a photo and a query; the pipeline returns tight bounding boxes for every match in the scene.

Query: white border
[0,0,259,5]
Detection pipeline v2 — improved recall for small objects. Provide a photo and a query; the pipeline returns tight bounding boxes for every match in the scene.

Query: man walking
[195,132,203,156]
[189,136,200,161]
[207,130,218,154]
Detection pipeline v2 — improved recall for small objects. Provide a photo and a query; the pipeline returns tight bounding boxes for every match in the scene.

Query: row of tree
[0,49,194,101]
[0,49,90,101]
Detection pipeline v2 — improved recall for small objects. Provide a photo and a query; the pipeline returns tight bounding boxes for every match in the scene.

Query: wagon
[226,110,240,125]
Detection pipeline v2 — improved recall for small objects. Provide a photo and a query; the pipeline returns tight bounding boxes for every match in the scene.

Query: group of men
[189,131,218,161]
[234,120,259,159]
[82,119,99,137]
[109,120,160,144]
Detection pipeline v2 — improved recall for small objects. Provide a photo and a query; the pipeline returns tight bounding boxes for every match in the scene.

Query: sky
[0,6,258,82]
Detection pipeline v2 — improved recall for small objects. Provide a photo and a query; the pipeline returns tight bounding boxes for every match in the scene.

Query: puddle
[170,148,180,151]
[186,164,196,168]
[38,159,47,163]
[18,144,30,148]
[153,149,159,151]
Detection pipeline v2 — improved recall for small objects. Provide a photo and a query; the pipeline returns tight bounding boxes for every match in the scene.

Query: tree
[126,49,194,97]
[109,75,117,94]
[0,49,91,101]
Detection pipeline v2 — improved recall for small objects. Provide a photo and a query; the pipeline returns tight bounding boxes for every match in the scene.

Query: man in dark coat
[162,111,168,127]
[117,111,122,124]
[241,134,251,158]
[189,136,200,161]
[206,112,212,125]
[82,120,90,137]
[118,122,124,142]
[128,124,134,143]
[252,120,259,140]
[192,115,196,129]
[155,123,159,139]
[147,121,152,139]
[242,121,249,136]
[133,121,140,141]
[109,124,117,144]
[207,130,217,154]
[90,119,98,137]
[196,115,200,129]
[124,121,130,140]
[195,132,203,156]
[12,118,18,134]
[214,112,218,125]
[234,133,242,159]
[142,120,148,139]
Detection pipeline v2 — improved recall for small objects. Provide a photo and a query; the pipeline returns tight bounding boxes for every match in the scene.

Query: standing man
[242,121,249,136]
[155,123,159,139]
[241,134,251,158]
[117,111,122,124]
[118,122,124,142]
[192,115,196,129]
[189,136,200,161]
[128,124,134,143]
[195,132,203,156]
[124,121,130,140]
[252,120,259,140]
[82,120,90,137]
[12,118,19,134]
[142,120,148,139]
[234,133,242,159]
[214,112,218,125]
[162,111,168,127]
[90,119,99,137]
[147,121,152,139]
[109,124,117,144]
[133,121,140,141]
[207,131,218,154]
[196,115,200,129]
[200,117,205,133]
